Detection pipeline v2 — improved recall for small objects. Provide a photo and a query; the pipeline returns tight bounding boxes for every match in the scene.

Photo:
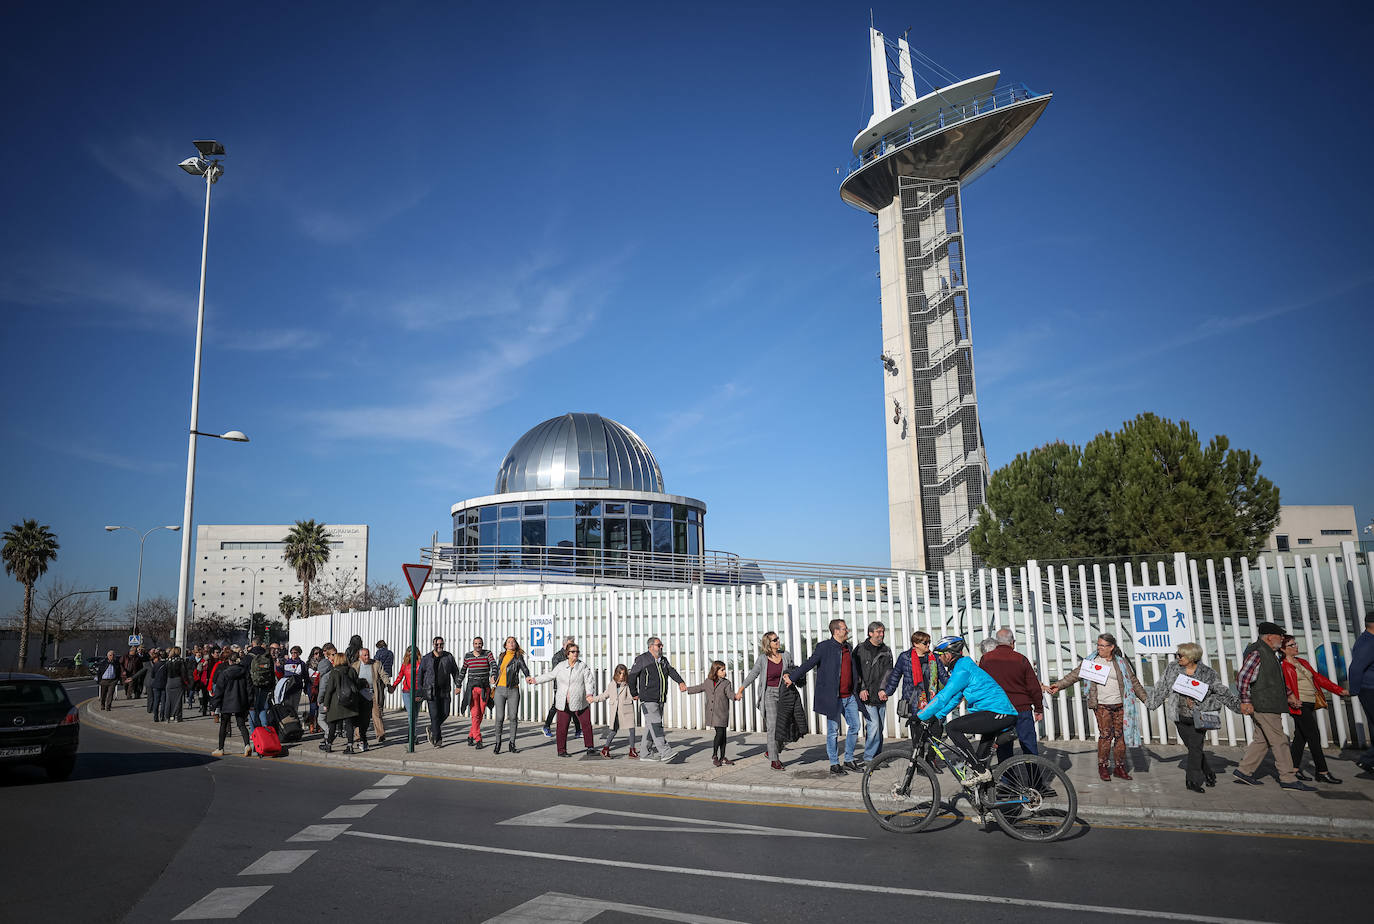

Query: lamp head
[167,525,182,531]
[104,525,120,531]
[193,140,226,157]
[220,430,249,442]
[179,156,208,176]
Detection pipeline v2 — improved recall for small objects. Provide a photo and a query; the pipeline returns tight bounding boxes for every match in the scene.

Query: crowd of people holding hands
[90,609,1374,788]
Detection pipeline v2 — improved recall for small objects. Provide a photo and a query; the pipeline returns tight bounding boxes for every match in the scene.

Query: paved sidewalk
[82,694,1374,840]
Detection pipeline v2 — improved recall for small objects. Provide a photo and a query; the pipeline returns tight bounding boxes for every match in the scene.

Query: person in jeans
[853,621,894,764]
[629,637,687,762]
[738,631,796,770]
[1279,634,1349,784]
[588,664,637,758]
[96,650,123,710]
[786,618,863,775]
[1234,621,1315,791]
[417,636,462,747]
[491,636,530,754]
[1348,613,1374,775]
[978,628,1044,762]
[1146,642,1239,793]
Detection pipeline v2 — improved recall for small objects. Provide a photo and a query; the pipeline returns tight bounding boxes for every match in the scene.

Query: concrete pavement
[83,692,1374,840]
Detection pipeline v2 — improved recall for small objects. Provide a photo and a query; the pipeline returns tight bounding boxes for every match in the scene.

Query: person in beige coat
[352,647,392,746]
[1048,632,1148,781]
[686,660,735,766]
[587,664,638,758]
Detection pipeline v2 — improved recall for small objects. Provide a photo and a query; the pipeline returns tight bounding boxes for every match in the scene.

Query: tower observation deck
[841,26,1051,573]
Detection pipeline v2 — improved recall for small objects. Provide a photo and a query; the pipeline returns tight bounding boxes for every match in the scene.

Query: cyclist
[916,636,1018,783]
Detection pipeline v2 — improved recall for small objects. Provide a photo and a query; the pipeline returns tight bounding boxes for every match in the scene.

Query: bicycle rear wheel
[987,755,1077,842]
[862,750,941,833]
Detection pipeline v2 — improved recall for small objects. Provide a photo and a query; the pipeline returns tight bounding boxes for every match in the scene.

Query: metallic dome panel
[494,413,665,494]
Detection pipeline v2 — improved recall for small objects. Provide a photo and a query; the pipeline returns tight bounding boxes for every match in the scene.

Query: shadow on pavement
[0,751,217,787]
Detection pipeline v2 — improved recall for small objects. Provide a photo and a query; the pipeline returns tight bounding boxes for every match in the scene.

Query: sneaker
[474,741,484,750]
[628,748,640,760]
[542,727,554,738]
[829,764,848,776]
[660,752,678,763]
[243,744,254,757]
[845,760,866,773]
[211,748,224,757]
[1232,769,1263,786]
[1279,780,1317,792]
[770,760,785,771]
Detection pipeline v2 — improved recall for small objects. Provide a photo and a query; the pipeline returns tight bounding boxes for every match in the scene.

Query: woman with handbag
[1049,633,1148,781]
[736,631,795,770]
[882,631,938,736]
[1146,642,1238,793]
[1280,634,1349,784]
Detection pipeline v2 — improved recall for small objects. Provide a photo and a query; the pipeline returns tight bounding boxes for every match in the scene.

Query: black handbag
[896,697,911,719]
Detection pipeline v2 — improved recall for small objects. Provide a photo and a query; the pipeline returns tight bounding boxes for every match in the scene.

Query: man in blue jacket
[1350,613,1374,774]
[917,636,1017,784]
[786,619,863,775]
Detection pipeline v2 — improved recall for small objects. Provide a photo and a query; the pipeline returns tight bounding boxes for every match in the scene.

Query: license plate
[0,746,42,758]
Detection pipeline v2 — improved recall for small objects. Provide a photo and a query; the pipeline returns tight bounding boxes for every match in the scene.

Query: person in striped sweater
[458,638,498,748]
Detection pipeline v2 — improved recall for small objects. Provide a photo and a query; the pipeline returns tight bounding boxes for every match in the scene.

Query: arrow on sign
[498,804,856,838]
[402,563,431,600]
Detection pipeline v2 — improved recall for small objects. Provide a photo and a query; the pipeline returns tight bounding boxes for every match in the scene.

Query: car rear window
[0,681,68,707]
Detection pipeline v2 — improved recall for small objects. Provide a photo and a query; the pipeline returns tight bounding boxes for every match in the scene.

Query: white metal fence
[290,542,1372,750]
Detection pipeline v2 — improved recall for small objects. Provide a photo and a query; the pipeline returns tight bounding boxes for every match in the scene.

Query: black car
[0,672,80,780]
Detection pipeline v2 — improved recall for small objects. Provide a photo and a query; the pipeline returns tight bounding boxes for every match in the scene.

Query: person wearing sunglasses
[1279,634,1350,784]
[417,637,462,747]
[1146,642,1238,793]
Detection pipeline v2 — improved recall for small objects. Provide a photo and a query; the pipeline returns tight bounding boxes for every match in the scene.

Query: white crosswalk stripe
[287,824,351,842]
[173,886,272,920]
[324,803,376,819]
[238,851,316,876]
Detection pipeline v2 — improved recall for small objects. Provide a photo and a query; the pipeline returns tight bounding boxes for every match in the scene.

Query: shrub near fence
[290,543,1372,751]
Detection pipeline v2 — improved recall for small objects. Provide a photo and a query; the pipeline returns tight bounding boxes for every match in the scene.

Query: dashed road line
[375,774,412,786]
[172,886,272,920]
[352,787,396,800]
[287,823,351,842]
[324,803,377,819]
[238,850,316,876]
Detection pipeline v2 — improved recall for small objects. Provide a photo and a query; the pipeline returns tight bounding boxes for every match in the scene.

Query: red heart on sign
[1092,664,1103,671]
[1190,680,1200,686]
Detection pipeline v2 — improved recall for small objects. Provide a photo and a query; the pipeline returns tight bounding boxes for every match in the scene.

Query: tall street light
[105,524,180,635]
[230,564,273,640]
[173,139,249,648]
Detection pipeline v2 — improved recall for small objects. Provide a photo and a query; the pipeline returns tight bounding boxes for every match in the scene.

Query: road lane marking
[324,803,377,819]
[375,774,411,786]
[238,850,316,876]
[351,787,396,800]
[499,804,855,838]
[173,886,272,920]
[344,830,1276,924]
[485,892,749,924]
[288,824,351,842]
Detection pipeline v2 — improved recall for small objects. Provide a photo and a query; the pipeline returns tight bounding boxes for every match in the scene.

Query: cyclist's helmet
[932,635,966,655]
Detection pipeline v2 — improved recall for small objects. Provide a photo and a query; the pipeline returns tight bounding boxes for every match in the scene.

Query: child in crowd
[686,660,735,766]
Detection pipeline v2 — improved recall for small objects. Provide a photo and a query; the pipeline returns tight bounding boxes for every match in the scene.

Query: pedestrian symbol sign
[1129,584,1193,655]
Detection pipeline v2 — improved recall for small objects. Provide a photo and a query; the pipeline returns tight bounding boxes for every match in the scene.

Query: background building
[450,413,705,583]
[840,26,1051,572]
[194,524,369,619]
[1265,505,1358,553]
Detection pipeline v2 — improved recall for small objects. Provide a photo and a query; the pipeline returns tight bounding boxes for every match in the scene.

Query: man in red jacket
[979,628,1044,762]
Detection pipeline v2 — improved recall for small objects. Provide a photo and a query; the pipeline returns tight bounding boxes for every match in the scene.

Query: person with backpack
[247,645,277,732]
[318,652,364,753]
[211,652,254,757]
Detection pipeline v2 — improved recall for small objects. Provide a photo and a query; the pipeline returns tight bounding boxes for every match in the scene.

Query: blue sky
[3,1,1371,615]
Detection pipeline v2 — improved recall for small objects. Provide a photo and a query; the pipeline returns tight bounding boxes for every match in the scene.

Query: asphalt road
[4,681,1366,923]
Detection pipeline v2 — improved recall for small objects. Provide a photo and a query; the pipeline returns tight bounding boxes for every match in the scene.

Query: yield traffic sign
[402,563,431,600]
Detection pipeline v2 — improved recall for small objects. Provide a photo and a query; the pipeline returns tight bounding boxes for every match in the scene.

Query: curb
[81,703,1374,840]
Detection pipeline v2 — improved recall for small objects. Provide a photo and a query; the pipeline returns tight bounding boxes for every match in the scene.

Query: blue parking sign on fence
[528,615,555,659]
[1128,586,1192,654]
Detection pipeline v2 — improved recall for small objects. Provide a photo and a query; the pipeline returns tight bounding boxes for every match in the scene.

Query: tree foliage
[281,520,332,623]
[971,413,1281,567]
[188,612,240,646]
[3,519,59,669]
[129,596,177,646]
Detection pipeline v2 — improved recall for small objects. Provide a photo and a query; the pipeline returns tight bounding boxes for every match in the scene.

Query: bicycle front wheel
[987,755,1078,842]
[862,750,941,833]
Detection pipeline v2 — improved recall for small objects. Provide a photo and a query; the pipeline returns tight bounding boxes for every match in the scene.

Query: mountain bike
[861,717,1078,842]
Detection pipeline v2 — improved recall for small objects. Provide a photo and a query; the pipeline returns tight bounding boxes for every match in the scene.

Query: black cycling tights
[945,711,1016,762]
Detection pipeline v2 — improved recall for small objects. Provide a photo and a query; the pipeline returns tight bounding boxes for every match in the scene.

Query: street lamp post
[105,525,179,634]
[230,565,269,641]
[172,140,250,648]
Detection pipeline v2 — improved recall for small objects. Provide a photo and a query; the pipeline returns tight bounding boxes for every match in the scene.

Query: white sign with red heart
[1171,672,1209,701]
[1078,658,1111,685]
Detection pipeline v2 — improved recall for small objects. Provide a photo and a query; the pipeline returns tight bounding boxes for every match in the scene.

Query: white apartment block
[194,524,369,619]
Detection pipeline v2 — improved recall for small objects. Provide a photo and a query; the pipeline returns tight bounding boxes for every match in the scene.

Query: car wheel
[45,756,76,782]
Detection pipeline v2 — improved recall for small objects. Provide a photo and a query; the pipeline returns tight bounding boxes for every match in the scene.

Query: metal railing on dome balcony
[846,82,1044,177]
[419,543,914,589]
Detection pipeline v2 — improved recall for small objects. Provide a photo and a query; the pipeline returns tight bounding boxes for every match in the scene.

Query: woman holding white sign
[1146,642,1238,793]
[1048,633,1147,782]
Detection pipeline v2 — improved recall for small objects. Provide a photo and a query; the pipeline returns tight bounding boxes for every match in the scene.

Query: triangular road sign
[402,563,431,600]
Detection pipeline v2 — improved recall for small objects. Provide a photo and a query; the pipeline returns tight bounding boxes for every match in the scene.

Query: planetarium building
[451,413,706,581]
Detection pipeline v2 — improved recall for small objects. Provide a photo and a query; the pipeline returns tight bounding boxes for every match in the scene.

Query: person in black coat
[212,655,254,757]
[416,636,462,747]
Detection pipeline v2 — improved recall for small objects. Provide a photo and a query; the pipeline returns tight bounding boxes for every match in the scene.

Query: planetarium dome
[494,413,664,494]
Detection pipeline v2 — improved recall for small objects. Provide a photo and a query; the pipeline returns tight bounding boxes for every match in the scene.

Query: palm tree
[278,593,299,622]
[3,520,60,669]
[281,520,332,621]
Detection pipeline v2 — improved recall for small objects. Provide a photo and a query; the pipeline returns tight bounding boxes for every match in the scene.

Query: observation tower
[840,26,1051,572]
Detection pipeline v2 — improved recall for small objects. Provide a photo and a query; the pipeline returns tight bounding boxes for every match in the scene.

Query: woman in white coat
[528,642,594,756]
[587,664,638,758]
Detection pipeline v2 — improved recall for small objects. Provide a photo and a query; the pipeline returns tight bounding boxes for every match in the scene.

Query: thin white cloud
[218,327,325,352]
[290,185,430,245]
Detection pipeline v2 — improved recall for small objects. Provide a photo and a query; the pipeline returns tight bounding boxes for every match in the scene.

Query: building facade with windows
[450,413,705,582]
[1265,505,1358,553]
[194,524,369,619]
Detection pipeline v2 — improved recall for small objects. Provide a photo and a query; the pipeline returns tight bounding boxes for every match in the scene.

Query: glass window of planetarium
[454,501,702,575]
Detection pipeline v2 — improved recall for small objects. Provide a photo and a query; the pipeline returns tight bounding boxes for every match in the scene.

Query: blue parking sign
[1128,586,1192,654]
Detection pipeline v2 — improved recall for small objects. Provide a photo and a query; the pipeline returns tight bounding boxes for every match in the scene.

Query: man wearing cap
[1234,621,1315,790]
